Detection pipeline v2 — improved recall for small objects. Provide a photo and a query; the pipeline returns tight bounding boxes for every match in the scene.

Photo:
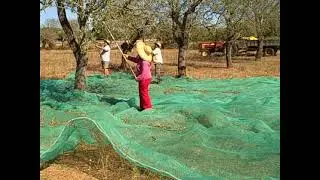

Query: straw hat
[136,40,153,62]
[155,42,162,48]
[104,39,111,45]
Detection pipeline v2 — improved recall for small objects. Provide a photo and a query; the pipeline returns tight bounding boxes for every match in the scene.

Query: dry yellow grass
[40,49,280,80]
[40,164,98,180]
[41,144,171,180]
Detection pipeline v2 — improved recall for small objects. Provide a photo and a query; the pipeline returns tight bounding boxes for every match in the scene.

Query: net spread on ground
[40,73,280,179]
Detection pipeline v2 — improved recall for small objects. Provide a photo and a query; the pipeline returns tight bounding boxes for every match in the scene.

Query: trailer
[198,38,280,57]
[235,39,280,56]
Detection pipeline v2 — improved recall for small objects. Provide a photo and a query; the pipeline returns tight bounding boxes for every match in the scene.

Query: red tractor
[198,41,225,56]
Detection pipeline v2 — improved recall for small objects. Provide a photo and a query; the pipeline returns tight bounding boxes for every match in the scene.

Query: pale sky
[40,6,77,25]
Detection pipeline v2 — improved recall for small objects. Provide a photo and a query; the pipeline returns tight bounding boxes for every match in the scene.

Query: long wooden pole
[106,27,137,79]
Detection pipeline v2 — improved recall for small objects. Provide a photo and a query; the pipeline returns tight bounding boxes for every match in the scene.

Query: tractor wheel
[273,49,278,56]
[202,51,209,57]
[264,48,274,56]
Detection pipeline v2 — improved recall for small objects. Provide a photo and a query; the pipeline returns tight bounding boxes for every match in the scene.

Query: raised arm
[125,55,140,63]
[95,45,104,50]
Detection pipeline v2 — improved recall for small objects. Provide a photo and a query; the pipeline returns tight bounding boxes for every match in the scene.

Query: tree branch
[56,0,79,55]
[120,0,134,14]
[185,0,203,15]
[182,0,203,28]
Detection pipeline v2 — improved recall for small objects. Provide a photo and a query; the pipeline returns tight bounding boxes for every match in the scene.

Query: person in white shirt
[152,42,163,83]
[95,40,111,75]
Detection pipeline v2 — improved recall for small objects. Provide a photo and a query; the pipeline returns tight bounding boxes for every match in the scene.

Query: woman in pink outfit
[123,40,153,111]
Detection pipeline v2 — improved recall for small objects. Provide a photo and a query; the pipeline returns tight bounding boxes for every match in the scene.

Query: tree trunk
[48,40,55,49]
[177,43,187,77]
[41,40,47,49]
[74,51,88,89]
[61,38,65,49]
[255,36,264,60]
[225,41,233,68]
[57,0,88,90]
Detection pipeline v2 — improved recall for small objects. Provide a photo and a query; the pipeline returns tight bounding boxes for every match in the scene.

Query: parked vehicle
[198,37,280,57]
[234,39,280,56]
[198,41,225,56]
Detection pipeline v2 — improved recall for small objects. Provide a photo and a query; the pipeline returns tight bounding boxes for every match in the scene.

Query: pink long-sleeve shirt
[128,56,152,81]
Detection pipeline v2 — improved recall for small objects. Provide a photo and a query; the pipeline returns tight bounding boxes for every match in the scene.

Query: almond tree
[203,0,248,68]
[92,0,157,71]
[168,0,204,77]
[41,0,108,90]
[247,0,280,60]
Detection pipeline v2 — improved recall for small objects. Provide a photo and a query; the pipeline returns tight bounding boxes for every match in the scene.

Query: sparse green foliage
[203,0,249,67]
[160,0,205,77]
[40,0,279,79]
[246,0,280,60]
[41,0,109,90]
[40,27,59,48]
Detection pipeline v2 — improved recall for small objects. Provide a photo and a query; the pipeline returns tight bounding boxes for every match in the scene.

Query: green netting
[40,72,280,179]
